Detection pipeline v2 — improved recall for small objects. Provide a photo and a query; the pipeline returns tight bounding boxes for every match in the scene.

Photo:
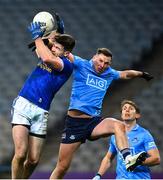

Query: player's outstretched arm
[92,152,115,180]
[119,70,154,81]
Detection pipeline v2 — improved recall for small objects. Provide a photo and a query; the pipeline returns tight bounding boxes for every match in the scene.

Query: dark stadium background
[0,0,163,179]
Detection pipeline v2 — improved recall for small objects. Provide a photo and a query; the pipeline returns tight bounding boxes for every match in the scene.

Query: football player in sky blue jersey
[11,17,75,179]
[93,100,160,179]
[50,48,153,179]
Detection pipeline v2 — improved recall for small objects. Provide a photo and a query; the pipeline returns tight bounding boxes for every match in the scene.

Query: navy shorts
[61,115,104,144]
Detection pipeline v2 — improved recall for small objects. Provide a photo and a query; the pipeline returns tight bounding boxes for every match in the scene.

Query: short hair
[97,48,112,58]
[55,34,75,52]
[121,100,140,114]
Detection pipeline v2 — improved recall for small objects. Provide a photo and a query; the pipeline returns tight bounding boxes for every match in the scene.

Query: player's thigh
[57,142,81,167]
[91,118,120,138]
[30,109,49,137]
[12,125,29,154]
[27,136,45,162]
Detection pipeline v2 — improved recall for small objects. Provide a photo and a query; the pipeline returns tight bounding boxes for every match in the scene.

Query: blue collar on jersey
[89,59,94,67]
[131,124,139,131]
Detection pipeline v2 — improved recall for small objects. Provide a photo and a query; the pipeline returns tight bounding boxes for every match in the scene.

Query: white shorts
[11,96,49,137]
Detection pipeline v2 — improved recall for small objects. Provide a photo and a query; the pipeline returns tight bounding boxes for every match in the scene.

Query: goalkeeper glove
[28,22,44,40]
[141,72,154,81]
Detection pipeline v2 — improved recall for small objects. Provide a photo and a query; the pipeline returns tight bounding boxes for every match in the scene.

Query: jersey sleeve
[73,55,86,68]
[108,136,117,155]
[61,57,73,74]
[110,68,120,80]
[144,130,157,151]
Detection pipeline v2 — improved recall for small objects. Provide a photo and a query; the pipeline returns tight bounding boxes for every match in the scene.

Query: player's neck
[124,120,137,132]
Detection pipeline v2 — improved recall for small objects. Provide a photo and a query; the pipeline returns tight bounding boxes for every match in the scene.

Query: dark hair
[121,100,140,114]
[97,48,112,58]
[55,34,75,52]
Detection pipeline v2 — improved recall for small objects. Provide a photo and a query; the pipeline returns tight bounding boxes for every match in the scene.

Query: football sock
[120,148,131,160]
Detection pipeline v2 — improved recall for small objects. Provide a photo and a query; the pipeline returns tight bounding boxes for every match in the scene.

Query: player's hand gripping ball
[33,11,56,36]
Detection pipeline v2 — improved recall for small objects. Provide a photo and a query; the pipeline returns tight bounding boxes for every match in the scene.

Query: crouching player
[93,100,160,179]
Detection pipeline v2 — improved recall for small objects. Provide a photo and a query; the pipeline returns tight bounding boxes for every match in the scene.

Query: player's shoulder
[61,56,71,63]
[74,55,90,67]
[137,124,147,132]
[109,67,119,73]
[60,56,73,72]
[74,55,89,62]
[137,125,153,136]
[61,56,73,65]
[104,67,120,79]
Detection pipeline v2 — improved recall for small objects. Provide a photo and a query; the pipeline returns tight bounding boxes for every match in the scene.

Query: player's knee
[26,157,40,166]
[114,121,125,133]
[14,145,28,159]
[14,152,26,162]
[57,161,70,173]
[25,159,39,166]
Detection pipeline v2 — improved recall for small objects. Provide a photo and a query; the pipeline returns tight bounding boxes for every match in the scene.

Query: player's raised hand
[54,12,65,34]
[28,22,44,40]
[141,72,154,81]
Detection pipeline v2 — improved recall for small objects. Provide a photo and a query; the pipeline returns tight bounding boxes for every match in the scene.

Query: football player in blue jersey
[93,100,160,180]
[11,17,75,179]
[50,48,154,179]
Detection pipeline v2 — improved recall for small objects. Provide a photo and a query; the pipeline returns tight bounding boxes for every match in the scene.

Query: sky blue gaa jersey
[19,57,73,111]
[68,56,120,116]
[109,124,157,179]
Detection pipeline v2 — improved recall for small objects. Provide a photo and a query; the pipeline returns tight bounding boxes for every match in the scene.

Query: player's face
[51,42,64,57]
[121,103,139,121]
[92,53,112,74]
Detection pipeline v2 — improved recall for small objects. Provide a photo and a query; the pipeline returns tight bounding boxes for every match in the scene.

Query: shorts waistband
[67,114,93,120]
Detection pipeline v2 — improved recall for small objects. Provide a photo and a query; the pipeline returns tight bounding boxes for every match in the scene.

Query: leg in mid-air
[91,118,129,149]
[22,135,45,179]
[50,142,81,179]
[11,125,29,179]
[91,117,147,171]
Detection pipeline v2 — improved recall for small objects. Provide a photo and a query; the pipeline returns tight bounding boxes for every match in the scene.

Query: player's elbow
[150,156,161,166]
[155,156,161,165]
[120,71,131,80]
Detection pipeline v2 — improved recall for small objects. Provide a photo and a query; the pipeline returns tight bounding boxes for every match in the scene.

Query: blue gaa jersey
[109,124,157,179]
[69,56,120,116]
[19,57,73,111]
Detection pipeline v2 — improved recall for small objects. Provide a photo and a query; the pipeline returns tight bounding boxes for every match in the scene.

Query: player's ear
[92,54,97,62]
[136,113,141,119]
[63,51,70,57]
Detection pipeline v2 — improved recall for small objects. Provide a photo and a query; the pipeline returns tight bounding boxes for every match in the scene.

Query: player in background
[93,100,160,180]
[11,14,75,179]
[49,46,154,179]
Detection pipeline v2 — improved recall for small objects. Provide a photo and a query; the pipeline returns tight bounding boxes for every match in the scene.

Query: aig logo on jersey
[86,74,107,90]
